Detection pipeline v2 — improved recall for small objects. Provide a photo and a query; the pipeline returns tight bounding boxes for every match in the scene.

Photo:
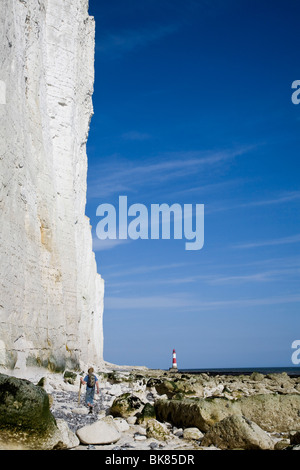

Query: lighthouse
[169,349,178,372]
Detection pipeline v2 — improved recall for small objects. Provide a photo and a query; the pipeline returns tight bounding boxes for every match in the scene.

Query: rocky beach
[1,0,299,456]
[1,366,300,450]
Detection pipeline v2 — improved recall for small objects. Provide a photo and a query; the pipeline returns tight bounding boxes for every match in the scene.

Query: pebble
[51,390,104,434]
[134,433,147,441]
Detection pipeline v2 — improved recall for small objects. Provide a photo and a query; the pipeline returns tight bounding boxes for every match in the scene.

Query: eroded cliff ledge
[0,0,104,372]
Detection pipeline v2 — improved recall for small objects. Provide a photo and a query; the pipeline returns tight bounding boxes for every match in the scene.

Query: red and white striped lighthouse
[172,349,178,369]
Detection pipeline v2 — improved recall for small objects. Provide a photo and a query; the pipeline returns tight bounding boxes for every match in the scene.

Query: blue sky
[87,0,300,369]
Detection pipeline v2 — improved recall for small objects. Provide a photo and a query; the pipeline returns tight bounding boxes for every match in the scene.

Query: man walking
[80,367,100,414]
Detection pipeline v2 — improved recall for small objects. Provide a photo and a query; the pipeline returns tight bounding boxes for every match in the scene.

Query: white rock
[0,0,104,371]
[204,384,224,397]
[109,384,123,396]
[134,434,147,441]
[127,416,137,425]
[60,382,76,392]
[113,418,130,432]
[201,415,274,450]
[55,419,80,449]
[183,427,204,440]
[72,407,89,415]
[76,416,121,445]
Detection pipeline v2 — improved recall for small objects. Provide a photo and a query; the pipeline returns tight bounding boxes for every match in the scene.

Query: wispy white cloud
[92,238,132,251]
[235,233,300,249]
[121,131,152,141]
[198,294,300,310]
[208,190,300,214]
[105,293,197,310]
[107,267,300,290]
[105,292,300,311]
[97,23,179,57]
[206,268,300,285]
[240,191,300,207]
[106,262,188,279]
[88,146,251,199]
[170,178,248,196]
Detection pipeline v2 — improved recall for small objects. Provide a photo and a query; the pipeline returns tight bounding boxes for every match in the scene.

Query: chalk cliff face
[0,0,104,371]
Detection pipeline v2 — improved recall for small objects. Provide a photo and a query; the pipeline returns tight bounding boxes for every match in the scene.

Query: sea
[178,367,300,377]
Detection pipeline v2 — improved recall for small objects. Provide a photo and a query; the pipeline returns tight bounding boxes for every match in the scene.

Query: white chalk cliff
[0,0,104,371]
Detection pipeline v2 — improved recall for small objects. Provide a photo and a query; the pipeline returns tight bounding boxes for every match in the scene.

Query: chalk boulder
[183,427,204,441]
[201,415,274,450]
[0,373,78,449]
[110,393,145,418]
[76,416,121,445]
